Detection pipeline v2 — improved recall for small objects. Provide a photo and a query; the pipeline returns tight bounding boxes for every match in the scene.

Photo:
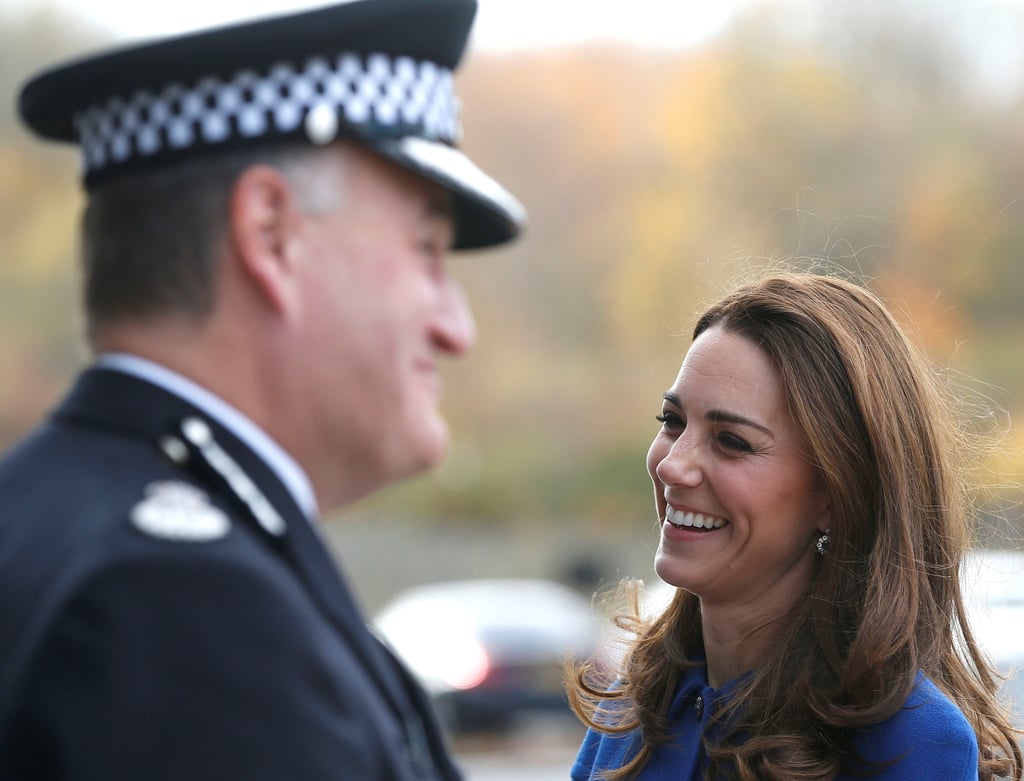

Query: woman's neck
[700,601,786,688]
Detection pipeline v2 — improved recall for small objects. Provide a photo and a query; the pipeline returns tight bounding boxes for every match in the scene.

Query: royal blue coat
[572,664,978,780]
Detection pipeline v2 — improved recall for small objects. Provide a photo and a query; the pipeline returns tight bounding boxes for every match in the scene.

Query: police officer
[0,0,524,778]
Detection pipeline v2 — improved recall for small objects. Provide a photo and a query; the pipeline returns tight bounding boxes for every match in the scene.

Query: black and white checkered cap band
[73,53,461,176]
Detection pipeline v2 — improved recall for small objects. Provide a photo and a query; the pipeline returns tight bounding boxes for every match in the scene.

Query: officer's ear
[226,164,302,316]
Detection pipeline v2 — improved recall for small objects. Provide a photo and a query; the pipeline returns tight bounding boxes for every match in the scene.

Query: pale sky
[47,0,763,52]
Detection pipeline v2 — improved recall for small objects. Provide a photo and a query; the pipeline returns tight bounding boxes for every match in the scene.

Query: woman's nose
[656,436,704,488]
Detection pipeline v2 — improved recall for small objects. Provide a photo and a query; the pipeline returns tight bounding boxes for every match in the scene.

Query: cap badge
[131,481,231,542]
[305,102,340,146]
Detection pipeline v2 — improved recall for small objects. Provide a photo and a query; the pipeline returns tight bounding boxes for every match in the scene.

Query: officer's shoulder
[4,425,213,533]
[0,424,288,706]
[0,420,268,603]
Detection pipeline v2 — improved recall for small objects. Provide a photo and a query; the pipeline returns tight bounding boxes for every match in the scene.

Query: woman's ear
[226,164,302,315]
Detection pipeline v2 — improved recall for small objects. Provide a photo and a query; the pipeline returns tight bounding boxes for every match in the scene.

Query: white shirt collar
[94,352,319,521]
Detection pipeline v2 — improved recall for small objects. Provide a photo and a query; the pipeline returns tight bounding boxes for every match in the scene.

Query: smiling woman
[567,273,1023,781]
[650,325,830,674]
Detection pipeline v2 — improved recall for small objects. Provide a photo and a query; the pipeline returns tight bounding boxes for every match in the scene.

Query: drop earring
[816,529,831,557]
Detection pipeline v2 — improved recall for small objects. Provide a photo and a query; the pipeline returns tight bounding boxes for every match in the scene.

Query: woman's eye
[655,412,684,431]
[717,432,752,453]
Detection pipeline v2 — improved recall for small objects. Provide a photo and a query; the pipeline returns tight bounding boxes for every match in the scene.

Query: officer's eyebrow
[424,192,454,221]
[419,192,455,247]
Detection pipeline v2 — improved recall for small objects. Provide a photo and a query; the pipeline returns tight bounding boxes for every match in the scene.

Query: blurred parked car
[961,548,1024,727]
[374,578,605,733]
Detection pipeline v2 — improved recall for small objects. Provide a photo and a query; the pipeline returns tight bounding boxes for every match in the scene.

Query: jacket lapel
[54,369,420,725]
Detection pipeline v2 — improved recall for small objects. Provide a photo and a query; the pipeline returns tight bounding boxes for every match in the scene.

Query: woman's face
[649,325,830,619]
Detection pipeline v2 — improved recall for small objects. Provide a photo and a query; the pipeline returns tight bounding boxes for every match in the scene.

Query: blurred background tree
[1,0,1021,605]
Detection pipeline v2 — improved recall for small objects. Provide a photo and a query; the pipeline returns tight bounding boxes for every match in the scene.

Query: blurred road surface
[460,753,572,781]
[453,717,582,781]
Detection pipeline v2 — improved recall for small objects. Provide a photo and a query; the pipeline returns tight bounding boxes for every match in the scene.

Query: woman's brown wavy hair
[569,273,1022,780]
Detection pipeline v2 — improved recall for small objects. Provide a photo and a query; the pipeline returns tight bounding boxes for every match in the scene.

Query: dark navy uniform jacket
[0,366,461,780]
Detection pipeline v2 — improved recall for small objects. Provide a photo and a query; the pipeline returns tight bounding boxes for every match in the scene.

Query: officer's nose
[432,277,476,356]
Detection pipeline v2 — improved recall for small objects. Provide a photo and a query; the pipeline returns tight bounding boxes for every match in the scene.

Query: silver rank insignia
[130,481,231,542]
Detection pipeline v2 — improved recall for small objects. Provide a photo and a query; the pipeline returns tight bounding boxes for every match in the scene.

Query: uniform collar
[94,352,318,521]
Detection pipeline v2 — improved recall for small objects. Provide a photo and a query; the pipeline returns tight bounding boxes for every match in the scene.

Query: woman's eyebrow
[662,393,773,436]
[707,409,773,437]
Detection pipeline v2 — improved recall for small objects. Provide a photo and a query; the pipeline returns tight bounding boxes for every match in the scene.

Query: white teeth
[665,506,726,530]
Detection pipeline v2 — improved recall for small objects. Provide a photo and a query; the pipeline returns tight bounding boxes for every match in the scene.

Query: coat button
[694,695,704,719]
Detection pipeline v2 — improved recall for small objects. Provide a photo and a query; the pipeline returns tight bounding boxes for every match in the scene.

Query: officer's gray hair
[274,147,344,216]
[81,144,344,342]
